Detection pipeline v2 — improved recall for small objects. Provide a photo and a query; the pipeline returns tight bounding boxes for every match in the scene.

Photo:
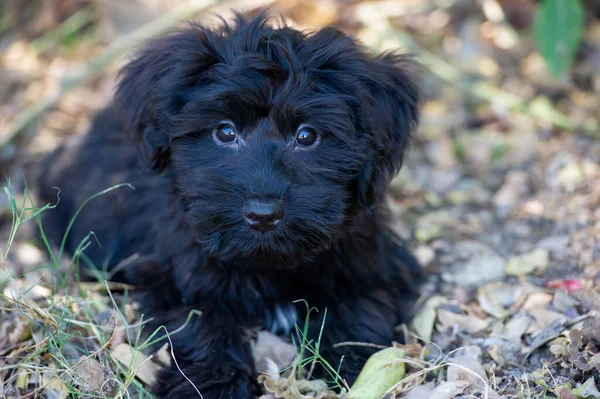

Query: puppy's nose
[243,200,284,232]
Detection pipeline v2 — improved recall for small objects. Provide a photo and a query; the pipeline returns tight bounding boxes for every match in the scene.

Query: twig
[358,5,598,137]
[332,341,389,350]
[1,0,272,147]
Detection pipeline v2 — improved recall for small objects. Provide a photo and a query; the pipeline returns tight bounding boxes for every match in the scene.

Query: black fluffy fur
[31,14,421,399]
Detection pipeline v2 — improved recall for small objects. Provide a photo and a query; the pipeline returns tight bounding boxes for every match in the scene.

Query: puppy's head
[115,13,419,266]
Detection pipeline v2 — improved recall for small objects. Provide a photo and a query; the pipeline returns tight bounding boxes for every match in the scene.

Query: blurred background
[2,0,598,278]
[1,0,600,398]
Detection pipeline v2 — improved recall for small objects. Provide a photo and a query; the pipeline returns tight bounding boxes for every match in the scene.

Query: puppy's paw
[191,381,253,399]
[155,365,254,399]
[160,384,252,399]
[314,346,375,385]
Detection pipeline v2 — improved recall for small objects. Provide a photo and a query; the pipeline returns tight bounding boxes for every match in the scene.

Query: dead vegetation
[1,0,600,398]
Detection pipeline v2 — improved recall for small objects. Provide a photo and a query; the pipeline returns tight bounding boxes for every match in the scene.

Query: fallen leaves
[254,331,297,375]
[347,347,406,399]
[410,295,446,341]
[436,306,490,334]
[505,248,550,276]
[443,241,506,288]
[75,357,106,392]
[1,0,600,398]
[258,368,337,399]
[0,276,153,398]
[405,381,469,399]
[110,343,161,386]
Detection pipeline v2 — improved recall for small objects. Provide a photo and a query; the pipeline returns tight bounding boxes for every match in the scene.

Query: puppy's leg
[126,259,255,398]
[308,290,398,385]
[152,309,255,399]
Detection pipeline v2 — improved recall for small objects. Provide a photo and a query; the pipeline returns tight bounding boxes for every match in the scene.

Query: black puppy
[33,13,420,398]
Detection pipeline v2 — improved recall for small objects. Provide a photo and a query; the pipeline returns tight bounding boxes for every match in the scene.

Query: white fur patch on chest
[265,303,298,335]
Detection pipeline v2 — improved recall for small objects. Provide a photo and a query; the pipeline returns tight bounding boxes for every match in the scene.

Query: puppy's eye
[295,126,319,147]
[213,122,237,144]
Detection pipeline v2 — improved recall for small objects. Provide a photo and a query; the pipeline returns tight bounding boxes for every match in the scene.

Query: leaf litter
[1,0,600,398]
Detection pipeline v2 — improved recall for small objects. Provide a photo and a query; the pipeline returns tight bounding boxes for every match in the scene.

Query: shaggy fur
[32,14,421,399]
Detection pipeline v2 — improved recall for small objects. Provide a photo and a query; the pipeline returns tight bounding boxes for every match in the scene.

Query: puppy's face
[116,15,419,266]
[171,73,358,263]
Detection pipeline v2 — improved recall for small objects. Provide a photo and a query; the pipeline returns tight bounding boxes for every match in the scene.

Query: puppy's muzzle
[243,199,284,232]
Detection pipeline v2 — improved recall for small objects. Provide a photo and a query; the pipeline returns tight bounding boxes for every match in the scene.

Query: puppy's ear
[356,53,420,209]
[114,28,218,172]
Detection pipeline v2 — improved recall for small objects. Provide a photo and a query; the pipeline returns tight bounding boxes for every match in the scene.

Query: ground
[1,0,599,398]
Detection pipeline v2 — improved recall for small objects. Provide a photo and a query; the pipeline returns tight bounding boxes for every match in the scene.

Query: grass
[290,301,349,392]
[0,178,351,398]
[0,179,173,398]
[1,177,504,399]
[2,177,530,399]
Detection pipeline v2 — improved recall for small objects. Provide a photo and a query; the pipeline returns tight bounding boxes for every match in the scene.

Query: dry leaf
[503,314,531,338]
[447,346,486,391]
[444,241,506,288]
[522,292,553,312]
[556,387,578,399]
[492,171,529,215]
[42,375,68,399]
[477,282,520,319]
[258,370,336,399]
[528,308,566,331]
[437,308,490,334]
[15,370,30,390]
[506,248,550,276]
[348,347,406,399]
[253,331,297,375]
[571,288,600,312]
[154,342,172,367]
[572,377,600,398]
[405,382,436,399]
[552,290,580,313]
[5,315,32,344]
[110,343,161,386]
[75,357,105,392]
[549,336,569,357]
[410,295,447,341]
[526,317,569,359]
[428,381,470,399]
